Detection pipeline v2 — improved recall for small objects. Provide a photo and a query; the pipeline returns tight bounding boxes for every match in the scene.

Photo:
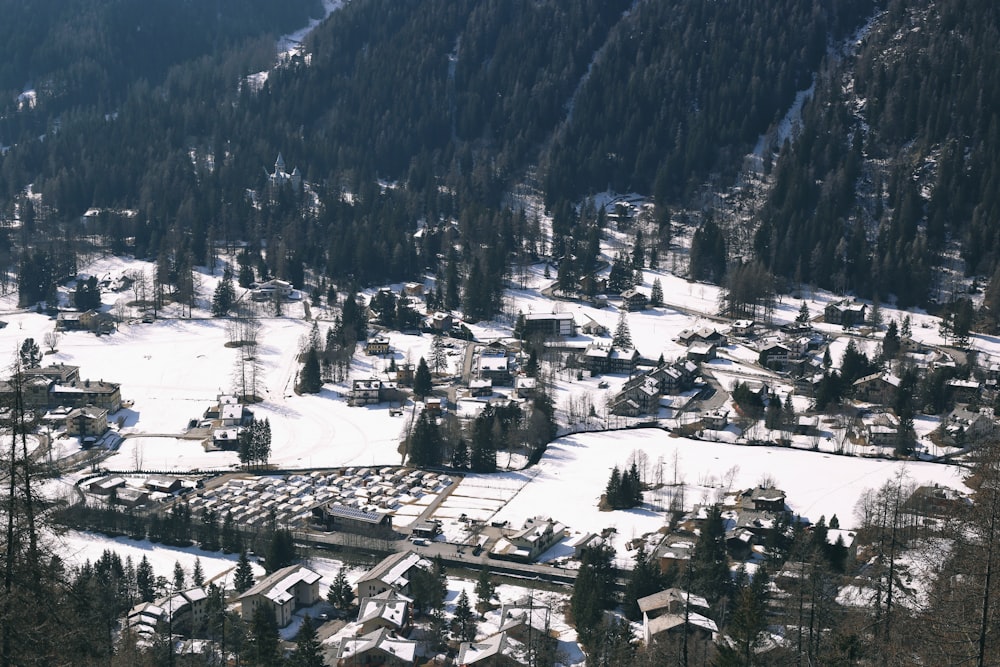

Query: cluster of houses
[1,363,123,413]
[82,473,188,508]
[488,516,567,563]
[336,550,559,666]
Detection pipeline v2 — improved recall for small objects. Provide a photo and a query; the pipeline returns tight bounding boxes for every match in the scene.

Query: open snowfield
[436,429,968,567]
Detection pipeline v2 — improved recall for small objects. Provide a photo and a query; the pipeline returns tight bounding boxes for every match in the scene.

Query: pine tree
[414,357,433,398]
[247,603,281,667]
[612,310,632,349]
[475,567,495,611]
[430,334,448,375]
[327,567,355,611]
[289,615,325,667]
[650,277,664,307]
[172,560,185,590]
[234,550,255,593]
[451,438,469,469]
[137,556,155,602]
[797,300,811,323]
[298,345,322,393]
[605,466,622,508]
[408,409,443,467]
[18,338,41,368]
[451,590,477,642]
[192,557,204,587]
[211,267,236,316]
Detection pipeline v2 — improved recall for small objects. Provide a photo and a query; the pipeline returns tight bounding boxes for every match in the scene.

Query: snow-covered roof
[239,564,320,606]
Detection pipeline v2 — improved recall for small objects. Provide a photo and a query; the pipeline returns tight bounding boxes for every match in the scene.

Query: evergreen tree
[264,529,296,573]
[430,334,448,375]
[234,550,255,593]
[623,545,663,620]
[612,310,632,349]
[797,301,811,323]
[414,357,432,398]
[650,277,664,307]
[298,345,322,394]
[327,567,355,612]
[289,615,324,667]
[408,409,443,467]
[450,590,477,642]
[451,438,470,470]
[137,555,156,603]
[247,603,281,667]
[192,557,204,587]
[18,338,41,368]
[689,505,730,603]
[172,560,185,590]
[475,567,495,611]
[211,267,236,316]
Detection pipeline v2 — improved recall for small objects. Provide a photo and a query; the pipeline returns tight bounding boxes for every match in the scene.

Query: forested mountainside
[0,0,998,316]
[0,0,322,135]
[756,0,1000,309]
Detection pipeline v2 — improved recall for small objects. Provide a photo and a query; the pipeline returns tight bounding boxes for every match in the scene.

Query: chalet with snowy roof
[498,599,552,644]
[251,279,294,302]
[677,327,728,347]
[477,350,512,385]
[946,378,981,402]
[365,335,392,356]
[11,364,123,413]
[238,564,321,628]
[852,372,900,405]
[758,342,790,371]
[702,409,729,430]
[737,486,788,513]
[491,516,565,562]
[580,343,640,375]
[613,377,661,416]
[79,309,116,334]
[65,405,108,440]
[516,312,577,339]
[85,474,125,496]
[638,588,717,645]
[621,288,648,311]
[457,631,523,667]
[513,375,537,399]
[941,406,999,446]
[311,503,393,534]
[577,275,607,296]
[730,319,756,336]
[429,311,454,332]
[336,627,417,666]
[824,299,867,326]
[654,534,696,574]
[356,551,431,599]
[686,342,717,363]
[145,475,183,494]
[579,315,609,337]
[349,378,385,406]
[357,590,413,636]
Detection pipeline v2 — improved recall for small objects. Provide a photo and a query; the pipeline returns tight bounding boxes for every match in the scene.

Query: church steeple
[275,153,286,174]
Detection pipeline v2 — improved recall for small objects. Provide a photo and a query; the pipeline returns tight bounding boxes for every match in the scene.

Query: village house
[758,342,790,371]
[737,486,788,513]
[356,590,413,636]
[335,627,417,666]
[356,551,431,600]
[516,312,577,338]
[513,376,537,399]
[497,599,552,644]
[580,343,640,375]
[677,328,728,347]
[824,299,868,326]
[457,631,523,667]
[579,315,609,337]
[365,335,392,356]
[941,406,999,446]
[311,503,394,535]
[730,319,756,337]
[653,533,696,574]
[238,564,321,628]
[429,312,454,332]
[349,378,385,406]
[702,409,729,430]
[611,360,698,416]
[637,588,717,645]
[251,278,294,302]
[491,516,566,563]
[852,372,901,405]
[686,342,717,363]
[621,288,649,311]
[477,350,512,385]
[64,405,109,440]
[145,475,183,494]
[85,474,126,496]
